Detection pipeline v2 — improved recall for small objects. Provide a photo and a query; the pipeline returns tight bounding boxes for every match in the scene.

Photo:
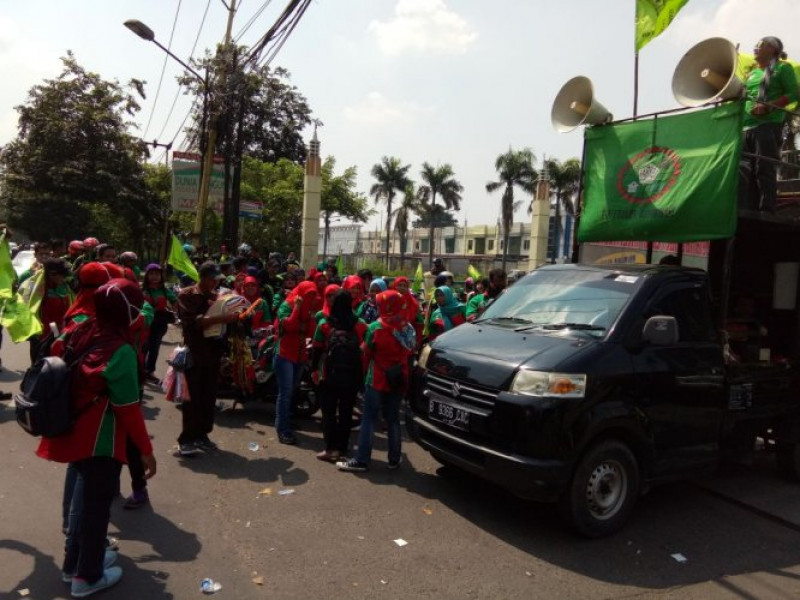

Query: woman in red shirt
[273,280,319,445]
[338,290,416,472]
[38,279,157,597]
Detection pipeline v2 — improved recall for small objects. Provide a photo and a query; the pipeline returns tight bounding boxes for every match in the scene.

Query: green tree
[539,157,581,261]
[370,156,412,267]
[486,148,537,271]
[412,205,459,229]
[418,162,463,267]
[394,183,419,269]
[239,156,304,254]
[321,157,371,261]
[0,53,154,246]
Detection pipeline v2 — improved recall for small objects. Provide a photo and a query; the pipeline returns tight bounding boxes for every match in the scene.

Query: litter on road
[671,553,688,563]
[200,578,222,593]
[393,538,408,547]
[278,489,296,496]
[258,487,273,496]
[252,576,265,586]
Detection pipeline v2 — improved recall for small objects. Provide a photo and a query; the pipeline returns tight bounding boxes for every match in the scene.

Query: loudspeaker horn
[551,76,613,133]
[672,37,743,107]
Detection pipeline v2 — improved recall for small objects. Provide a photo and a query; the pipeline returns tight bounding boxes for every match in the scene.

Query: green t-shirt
[466,292,487,320]
[743,61,799,129]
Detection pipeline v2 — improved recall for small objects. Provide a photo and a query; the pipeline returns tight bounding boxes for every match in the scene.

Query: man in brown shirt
[176,262,239,456]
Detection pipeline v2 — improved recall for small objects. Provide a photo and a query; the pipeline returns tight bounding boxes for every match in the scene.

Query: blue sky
[1,0,798,230]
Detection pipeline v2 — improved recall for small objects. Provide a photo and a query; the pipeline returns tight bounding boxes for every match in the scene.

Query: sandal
[316,450,340,463]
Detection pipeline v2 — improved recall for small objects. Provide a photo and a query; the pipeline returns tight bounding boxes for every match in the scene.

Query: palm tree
[418,162,463,267]
[394,183,419,270]
[530,157,581,261]
[370,156,412,268]
[486,148,537,271]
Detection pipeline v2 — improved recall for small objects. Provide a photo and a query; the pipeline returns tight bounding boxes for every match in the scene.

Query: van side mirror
[642,316,679,346]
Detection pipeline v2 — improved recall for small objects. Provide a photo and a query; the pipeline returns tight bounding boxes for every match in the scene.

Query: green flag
[168,235,199,282]
[635,0,689,51]
[467,264,481,280]
[412,261,424,294]
[0,233,42,342]
[336,251,344,277]
[578,101,743,244]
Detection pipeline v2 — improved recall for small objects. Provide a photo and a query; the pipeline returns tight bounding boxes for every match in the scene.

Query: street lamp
[124,18,213,247]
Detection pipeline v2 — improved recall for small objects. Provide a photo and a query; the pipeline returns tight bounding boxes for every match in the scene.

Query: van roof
[536,263,707,278]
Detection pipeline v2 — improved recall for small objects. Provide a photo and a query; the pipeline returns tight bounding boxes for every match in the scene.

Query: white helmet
[238,243,251,255]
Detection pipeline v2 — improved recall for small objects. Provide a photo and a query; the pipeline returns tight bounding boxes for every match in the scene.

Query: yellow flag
[168,235,199,282]
[0,233,42,342]
[467,264,481,280]
[412,261,424,294]
[635,0,689,51]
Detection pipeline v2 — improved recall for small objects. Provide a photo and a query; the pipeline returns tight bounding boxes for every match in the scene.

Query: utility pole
[143,139,173,262]
[191,0,237,248]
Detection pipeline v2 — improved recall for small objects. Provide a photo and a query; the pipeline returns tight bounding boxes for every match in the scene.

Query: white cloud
[343,91,433,126]
[670,0,800,55]
[369,0,477,57]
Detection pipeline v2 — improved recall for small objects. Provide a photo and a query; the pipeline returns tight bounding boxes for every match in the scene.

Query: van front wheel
[561,440,640,538]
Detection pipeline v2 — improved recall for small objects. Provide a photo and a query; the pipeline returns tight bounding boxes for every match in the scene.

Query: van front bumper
[406,410,572,503]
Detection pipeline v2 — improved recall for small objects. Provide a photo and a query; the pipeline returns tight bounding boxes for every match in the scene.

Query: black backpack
[14,325,97,437]
[324,329,362,387]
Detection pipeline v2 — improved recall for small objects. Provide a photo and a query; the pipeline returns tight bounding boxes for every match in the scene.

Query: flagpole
[633,51,640,118]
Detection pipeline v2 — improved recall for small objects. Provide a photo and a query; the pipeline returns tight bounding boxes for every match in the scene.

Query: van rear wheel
[560,440,640,538]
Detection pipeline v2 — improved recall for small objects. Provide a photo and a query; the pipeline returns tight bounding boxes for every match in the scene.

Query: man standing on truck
[466,268,507,321]
[741,36,798,213]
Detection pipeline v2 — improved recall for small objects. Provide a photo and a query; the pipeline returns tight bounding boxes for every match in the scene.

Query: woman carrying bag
[311,290,367,462]
[337,290,415,472]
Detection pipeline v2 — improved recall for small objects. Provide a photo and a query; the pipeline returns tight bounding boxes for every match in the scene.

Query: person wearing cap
[175,262,240,456]
[741,36,799,212]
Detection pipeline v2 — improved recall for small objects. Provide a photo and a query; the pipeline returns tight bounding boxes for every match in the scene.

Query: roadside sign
[171,152,225,213]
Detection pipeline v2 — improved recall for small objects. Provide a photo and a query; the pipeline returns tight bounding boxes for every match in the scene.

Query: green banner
[578,101,743,244]
[635,0,689,51]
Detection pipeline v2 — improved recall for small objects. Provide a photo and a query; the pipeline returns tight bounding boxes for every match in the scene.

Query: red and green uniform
[37,342,152,463]
[241,297,272,331]
[312,317,367,382]
[275,300,315,363]
[41,283,74,329]
[143,286,177,313]
[363,320,413,393]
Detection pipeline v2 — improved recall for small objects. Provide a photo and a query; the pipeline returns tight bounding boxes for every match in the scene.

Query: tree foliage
[412,205,459,229]
[183,47,312,164]
[370,156,412,267]
[418,162,463,265]
[0,53,157,249]
[394,183,419,267]
[486,148,537,270]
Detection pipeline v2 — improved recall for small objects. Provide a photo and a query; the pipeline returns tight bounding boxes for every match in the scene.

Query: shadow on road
[112,504,201,565]
[178,447,310,487]
[349,444,800,591]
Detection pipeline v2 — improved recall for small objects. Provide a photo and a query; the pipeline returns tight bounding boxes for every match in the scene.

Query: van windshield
[477,269,637,336]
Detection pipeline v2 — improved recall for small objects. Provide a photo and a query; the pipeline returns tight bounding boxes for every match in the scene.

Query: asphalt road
[3,328,800,599]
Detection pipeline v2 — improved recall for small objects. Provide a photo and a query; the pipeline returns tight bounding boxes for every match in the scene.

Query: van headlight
[511,370,587,398]
[417,344,432,369]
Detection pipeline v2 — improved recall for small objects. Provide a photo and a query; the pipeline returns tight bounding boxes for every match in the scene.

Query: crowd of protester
[11,234,508,597]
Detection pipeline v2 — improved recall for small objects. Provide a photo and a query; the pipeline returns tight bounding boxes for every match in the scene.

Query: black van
[407,262,800,537]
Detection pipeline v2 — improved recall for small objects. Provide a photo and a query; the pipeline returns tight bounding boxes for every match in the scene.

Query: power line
[258,0,310,67]
[143,0,183,139]
[153,0,213,161]
[234,0,272,42]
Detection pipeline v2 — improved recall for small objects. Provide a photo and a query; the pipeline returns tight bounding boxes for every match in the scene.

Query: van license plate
[428,398,470,431]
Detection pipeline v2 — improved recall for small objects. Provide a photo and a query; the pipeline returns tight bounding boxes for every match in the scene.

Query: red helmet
[68,240,84,256]
[83,237,100,250]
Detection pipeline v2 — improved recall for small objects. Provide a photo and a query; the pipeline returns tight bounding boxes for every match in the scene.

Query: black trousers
[63,457,122,583]
[178,357,221,444]
[319,381,358,454]
[126,437,146,492]
[740,122,783,212]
